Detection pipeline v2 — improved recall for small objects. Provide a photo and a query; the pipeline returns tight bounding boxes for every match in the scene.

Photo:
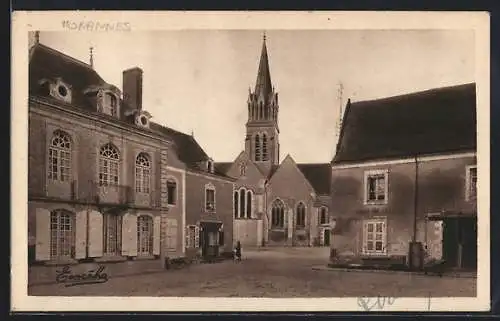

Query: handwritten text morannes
[55,265,109,287]
[61,21,131,32]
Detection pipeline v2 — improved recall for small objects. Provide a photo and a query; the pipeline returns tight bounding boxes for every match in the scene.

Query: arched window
[99,143,120,186]
[135,153,151,193]
[103,92,118,116]
[296,202,306,228]
[271,199,285,228]
[246,190,252,218]
[262,134,268,161]
[137,215,153,256]
[50,209,75,259]
[320,207,328,224]
[259,102,264,120]
[254,134,261,162]
[48,130,72,182]
[264,105,269,119]
[234,190,239,218]
[239,188,246,218]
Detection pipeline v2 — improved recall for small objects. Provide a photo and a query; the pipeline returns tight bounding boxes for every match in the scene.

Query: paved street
[28,247,476,297]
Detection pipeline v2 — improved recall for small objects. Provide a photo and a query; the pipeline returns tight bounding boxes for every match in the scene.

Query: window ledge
[364,201,388,206]
[43,258,79,266]
[94,255,127,263]
[134,255,157,261]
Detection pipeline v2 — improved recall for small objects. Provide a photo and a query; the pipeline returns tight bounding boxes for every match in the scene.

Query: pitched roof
[29,43,107,111]
[150,123,208,167]
[333,83,477,164]
[297,163,332,195]
[254,35,273,102]
[214,162,232,175]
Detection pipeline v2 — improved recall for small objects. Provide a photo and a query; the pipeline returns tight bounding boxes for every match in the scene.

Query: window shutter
[153,215,161,255]
[362,221,368,253]
[194,226,200,248]
[35,208,51,261]
[121,213,137,257]
[75,210,87,259]
[319,227,325,246]
[185,227,191,248]
[168,219,178,250]
[88,210,103,257]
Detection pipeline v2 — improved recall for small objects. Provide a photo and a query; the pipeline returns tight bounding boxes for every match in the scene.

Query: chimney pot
[123,67,143,111]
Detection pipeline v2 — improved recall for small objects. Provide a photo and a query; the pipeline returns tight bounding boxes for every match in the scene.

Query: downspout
[413,154,418,243]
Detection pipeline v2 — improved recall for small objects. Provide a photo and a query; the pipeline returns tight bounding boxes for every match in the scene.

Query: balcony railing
[91,181,133,206]
[30,180,165,209]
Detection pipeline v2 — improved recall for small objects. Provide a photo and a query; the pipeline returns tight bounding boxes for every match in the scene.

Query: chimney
[123,67,143,111]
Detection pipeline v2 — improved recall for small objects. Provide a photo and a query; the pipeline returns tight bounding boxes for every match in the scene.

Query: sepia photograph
[11,11,490,312]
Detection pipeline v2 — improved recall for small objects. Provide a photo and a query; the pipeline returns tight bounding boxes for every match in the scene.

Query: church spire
[254,32,273,100]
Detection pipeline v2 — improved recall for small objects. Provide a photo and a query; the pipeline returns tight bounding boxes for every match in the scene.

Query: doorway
[323,229,331,246]
[442,217,477,270]
[200,221,221,260]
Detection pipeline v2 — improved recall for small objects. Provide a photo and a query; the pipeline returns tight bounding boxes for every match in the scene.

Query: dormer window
[48,78,72,103]
[207,160,214,173]
[103,92,118,116]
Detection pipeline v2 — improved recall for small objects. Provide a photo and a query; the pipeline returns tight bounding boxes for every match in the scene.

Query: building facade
[216,36,333,248]
[28,40,184,266]
[27,34,235,268]
[330,83,477,270]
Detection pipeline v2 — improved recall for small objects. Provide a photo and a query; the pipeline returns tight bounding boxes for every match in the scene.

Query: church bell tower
[245,33,280,176]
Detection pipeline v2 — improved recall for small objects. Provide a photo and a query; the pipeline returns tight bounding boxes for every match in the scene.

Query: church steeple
[245,32,280,174]
[254,32,273,102]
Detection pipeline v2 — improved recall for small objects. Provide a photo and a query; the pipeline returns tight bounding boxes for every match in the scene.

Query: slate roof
[214,162,233,175]
[297,163,332,195]
[333,83,477,164]
[29,43,107,111]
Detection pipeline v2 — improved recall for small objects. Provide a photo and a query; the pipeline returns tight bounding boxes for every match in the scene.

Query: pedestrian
[234,240,242,263]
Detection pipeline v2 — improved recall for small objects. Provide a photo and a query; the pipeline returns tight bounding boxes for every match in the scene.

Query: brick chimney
[122,67,143,111]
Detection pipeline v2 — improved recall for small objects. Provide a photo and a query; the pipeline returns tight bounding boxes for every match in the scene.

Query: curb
[311,266,477,279]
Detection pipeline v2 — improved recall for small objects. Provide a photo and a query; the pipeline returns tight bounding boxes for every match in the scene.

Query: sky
[39,30,475,163]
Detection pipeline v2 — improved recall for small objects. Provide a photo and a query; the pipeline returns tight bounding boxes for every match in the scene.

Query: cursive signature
[56,265,109,287]
[357,296,396,311]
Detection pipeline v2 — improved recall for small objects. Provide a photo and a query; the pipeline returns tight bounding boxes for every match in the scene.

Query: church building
[216,35,333,248]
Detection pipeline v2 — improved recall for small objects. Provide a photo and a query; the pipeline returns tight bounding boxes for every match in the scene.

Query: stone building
[27,32,234,269]
[216,35,333,248]
[330,83,477,270]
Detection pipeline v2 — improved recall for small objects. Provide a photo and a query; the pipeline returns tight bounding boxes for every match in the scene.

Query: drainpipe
[413,154,418,243]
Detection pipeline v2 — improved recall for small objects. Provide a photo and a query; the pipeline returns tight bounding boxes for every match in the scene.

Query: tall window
[103,92,117,116]
[167,179,177,205]
[135,153,151,193]
[363,218,387,255]
[254,134,261,162]
[239,189,245,217]
[319,207,328,224]
[259,103,264,120]
[48,130,72,182]
[365,170,388,204]
[205,184,216,211]
[296,202,306,228]
[271,199,285,228]
[466,165,477,201]
[262,134,268,161]
[50,209,75,259]
[234,191,239,218]
[239,163,246,176]
[99,143,120,186]
[103,212,122,255]
[246,190,252,218]
[137,215,153,256]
